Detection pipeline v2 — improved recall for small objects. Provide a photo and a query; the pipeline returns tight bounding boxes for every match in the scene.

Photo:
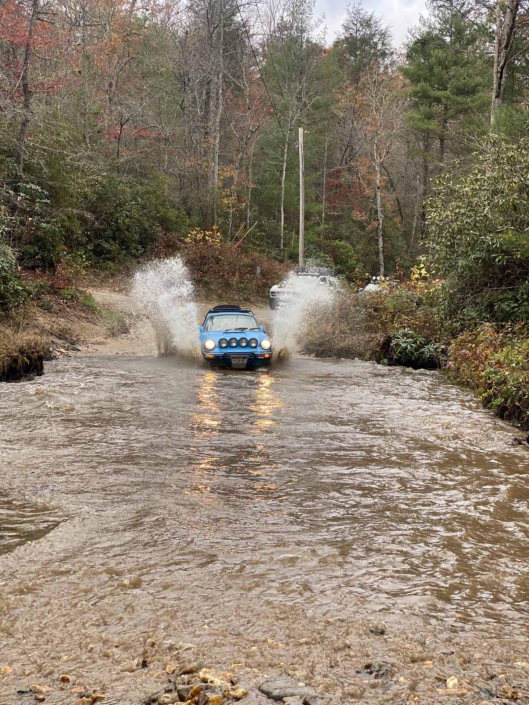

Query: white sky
[315,0,427,47]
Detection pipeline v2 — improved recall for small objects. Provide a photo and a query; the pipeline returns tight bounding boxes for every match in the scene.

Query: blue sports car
[199,304,272,369]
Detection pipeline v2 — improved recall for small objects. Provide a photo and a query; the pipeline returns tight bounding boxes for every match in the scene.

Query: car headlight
[219,338,228,348]
[249,338,258,348]
[260,338,271,350]
[229,338,238,348]
[239,337,248,347]
[204,339,216,351]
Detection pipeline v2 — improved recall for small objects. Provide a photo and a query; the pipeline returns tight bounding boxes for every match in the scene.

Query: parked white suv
[269,272,337,309]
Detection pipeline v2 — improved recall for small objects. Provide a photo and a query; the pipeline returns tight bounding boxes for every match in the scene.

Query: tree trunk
[322,135,328,226]
[17,0,40,171]
[491,0,520,124]
[228,146,243,238]
[212,0,224,227]
[246,140,255,232]
[409,172,421,255]
[116,116,130,169]
[279,131,289,253]
[374,141,384,277]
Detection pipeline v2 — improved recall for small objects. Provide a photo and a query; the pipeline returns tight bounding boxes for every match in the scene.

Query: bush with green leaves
[388,328,444,368]
[427,137,529,325]
[1,132,190,272]
[0,239,29,312]
[84,174,188,264]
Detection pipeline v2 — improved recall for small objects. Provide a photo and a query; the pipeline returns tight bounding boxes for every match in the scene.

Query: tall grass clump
[0,326,49,382]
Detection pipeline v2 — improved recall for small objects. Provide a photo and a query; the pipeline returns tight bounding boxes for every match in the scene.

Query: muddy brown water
[1,355,529,704]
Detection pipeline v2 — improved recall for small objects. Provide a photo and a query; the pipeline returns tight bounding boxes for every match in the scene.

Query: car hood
[200,330,269,341]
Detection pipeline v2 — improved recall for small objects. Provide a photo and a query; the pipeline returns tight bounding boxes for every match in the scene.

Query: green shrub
[427,137,529,325]
[102,310,130,336]
[388,328,444,368]
[85,174,188,264]
[0,240,29,312]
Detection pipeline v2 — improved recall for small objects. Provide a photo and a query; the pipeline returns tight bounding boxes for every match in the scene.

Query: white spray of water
[272,273,336,360]
[132,257,201,358]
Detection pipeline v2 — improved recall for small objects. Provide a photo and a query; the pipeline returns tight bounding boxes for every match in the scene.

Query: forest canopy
[1,0,529,282]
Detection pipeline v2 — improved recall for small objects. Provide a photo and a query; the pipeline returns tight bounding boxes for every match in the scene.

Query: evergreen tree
[402,0,489,165]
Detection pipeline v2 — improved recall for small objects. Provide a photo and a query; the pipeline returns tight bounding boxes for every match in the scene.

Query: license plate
[231,356,248,369]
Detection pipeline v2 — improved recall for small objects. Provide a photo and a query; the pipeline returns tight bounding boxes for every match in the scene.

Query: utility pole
[299,126,305,268]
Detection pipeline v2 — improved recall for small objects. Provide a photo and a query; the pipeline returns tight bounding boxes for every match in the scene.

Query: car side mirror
[260,325,265,332]
[199,326,204,333]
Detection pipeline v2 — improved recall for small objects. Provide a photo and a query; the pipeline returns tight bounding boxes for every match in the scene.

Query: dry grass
[0,324,50,382]
[300,293,386,360]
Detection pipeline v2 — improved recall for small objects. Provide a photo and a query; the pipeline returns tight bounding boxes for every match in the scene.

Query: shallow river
[1,355,529,704]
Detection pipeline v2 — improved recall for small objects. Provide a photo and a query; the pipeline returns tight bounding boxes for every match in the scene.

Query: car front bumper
[203,351,272,369]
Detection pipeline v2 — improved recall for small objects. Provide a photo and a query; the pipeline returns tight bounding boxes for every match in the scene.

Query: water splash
[132,257,200,359]
[272,273,336,360]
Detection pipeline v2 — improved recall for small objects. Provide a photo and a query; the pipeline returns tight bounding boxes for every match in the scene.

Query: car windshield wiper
[223,327,247,332]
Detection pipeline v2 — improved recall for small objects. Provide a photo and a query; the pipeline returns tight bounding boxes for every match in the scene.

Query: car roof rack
[206,304,254,315]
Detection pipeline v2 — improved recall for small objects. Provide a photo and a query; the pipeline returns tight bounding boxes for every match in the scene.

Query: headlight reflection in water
[251,374,282,432]
[190,371,221,435]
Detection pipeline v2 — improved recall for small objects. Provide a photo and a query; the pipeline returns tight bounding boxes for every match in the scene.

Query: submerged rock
[258,676,318,702]
[368,622,386,636]
[356,662,394,679]
[479,686,496,700]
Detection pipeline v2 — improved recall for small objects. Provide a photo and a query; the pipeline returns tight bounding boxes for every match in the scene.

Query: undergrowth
[180,241,289,302]
[448,324,529,429]
[301,277,447,367]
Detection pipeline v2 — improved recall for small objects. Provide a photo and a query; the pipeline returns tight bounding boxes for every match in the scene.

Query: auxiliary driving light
[219,338,228,348]
[229,338,238,347]
[249,338,258,348]
[239,337,248,347]
[260,339,271,350]
[204,339,216,351]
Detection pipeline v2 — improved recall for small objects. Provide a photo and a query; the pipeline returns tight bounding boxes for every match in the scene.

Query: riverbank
[0,273,142,381]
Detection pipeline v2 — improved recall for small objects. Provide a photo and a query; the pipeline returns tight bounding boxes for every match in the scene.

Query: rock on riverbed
[258,676,323,704]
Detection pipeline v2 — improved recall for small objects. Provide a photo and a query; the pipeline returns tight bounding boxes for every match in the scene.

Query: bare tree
[491,0,521,122]
[353,68,408,276]
[18,0,42,170]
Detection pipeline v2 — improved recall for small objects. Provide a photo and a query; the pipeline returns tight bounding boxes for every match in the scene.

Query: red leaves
[0,0,30,50]
[0,0,55,50]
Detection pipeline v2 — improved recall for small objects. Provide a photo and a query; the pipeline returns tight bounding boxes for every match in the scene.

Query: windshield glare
[204,314,259,332]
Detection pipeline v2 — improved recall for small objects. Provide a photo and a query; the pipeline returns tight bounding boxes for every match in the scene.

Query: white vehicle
[359,276,398,295]
[269,272,337,309]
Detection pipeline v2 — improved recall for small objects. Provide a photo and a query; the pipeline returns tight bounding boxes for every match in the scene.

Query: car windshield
[204,314,260,332]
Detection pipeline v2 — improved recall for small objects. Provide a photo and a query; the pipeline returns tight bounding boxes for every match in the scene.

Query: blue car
[199,305,272,369]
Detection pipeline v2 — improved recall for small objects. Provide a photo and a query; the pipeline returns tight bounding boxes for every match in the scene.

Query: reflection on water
[0,494,61,555]
[251,374,281,432]
[1,355,529,703]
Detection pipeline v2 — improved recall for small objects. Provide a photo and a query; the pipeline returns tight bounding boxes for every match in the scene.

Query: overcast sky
[314,0,427,46]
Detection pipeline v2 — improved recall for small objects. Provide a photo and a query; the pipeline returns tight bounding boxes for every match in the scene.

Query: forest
[0,0,528,280]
